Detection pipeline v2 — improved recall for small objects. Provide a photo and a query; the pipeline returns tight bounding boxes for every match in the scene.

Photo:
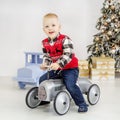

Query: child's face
[43,17,61,40]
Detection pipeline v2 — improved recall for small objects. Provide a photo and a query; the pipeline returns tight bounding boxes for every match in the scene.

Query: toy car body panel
[16,65,46,86]
[77,77,92,94]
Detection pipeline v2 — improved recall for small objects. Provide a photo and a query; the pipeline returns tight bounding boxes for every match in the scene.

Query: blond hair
[43,13,58,19]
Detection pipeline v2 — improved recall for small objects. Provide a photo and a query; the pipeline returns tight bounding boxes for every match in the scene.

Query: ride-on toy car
[25,70,100,115]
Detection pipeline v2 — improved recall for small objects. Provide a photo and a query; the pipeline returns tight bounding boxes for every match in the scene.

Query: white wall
[0,0,104,76]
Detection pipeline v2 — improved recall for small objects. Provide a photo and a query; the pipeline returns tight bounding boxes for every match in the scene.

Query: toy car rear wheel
[18,82,26,89]
[54,91,70,115]
[25,87,41,108]
[87,84,100,105]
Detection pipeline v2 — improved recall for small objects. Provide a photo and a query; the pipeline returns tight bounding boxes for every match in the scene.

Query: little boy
[39,13,88,112]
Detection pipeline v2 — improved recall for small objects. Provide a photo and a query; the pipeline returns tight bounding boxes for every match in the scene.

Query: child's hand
[40,64,48,70]
[50,63,60,70]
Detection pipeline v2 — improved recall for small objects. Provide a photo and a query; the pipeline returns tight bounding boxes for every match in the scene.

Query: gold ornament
[111,15,115,20]
[104,22,108,26]
[110,5,115,10]
[119,12,120,16]
[101,29,105,33]
[115,19,118,22]
[103,15,107,19]
[111,45,116,53]
[96,44,98,47]
[95,37,100,41]
[107,31,112,36]
[115,29,118,32]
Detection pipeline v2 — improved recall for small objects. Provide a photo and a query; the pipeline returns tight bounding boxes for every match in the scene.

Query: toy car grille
[38,86,47,101]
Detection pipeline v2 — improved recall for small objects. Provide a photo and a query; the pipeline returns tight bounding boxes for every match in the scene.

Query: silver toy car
[25,74,100,115]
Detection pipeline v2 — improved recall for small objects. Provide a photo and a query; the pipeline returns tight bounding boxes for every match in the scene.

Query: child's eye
[45,25,49,28]
[52,24,55,27]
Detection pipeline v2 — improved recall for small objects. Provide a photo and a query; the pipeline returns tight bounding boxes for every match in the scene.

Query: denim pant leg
[39,70,61,84]
[62,68,85,106]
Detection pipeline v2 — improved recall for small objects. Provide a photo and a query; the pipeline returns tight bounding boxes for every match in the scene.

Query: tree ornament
[110,5,115,10]
[95,36,100,42]
[119,11,120,15]
[111,14,116,20]
[96,47,99,51]
[107,31,112,36]
[101,29,105,33]
[110,44,119,54]
[103,21,108,26]
[110,22,115,28]
[114,18,118,22]
[106,18,111,23]
[115,28,118,32]
[105,4,109,9]
[103,14,107,19]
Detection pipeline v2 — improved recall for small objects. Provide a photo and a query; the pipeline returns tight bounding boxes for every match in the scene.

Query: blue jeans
[39,68,85,106]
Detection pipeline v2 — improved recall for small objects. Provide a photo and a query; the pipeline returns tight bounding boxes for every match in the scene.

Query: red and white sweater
[42,33,78,69]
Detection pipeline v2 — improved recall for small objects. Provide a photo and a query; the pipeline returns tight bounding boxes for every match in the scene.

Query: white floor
[0,75,120,120]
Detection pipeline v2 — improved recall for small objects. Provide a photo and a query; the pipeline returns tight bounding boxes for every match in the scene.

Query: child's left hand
[50,63,60,70]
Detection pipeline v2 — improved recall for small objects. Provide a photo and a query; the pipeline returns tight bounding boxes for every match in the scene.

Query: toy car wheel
[87,84,100,105]
[25,87,41,108]
[54,91,70,115]
[18,82,26,89]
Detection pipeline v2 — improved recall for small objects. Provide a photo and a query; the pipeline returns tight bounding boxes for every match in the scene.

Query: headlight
[38,86,47,101]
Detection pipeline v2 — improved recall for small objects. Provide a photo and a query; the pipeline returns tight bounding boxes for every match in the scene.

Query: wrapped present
[79,69,89,78]
[91,68,115,80]
[92,57,115,69]
[78,60,88,69]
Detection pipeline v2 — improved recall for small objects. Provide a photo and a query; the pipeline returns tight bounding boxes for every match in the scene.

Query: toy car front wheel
[25,87,41,108]
[87,84,100,105]
[54,91,71,115]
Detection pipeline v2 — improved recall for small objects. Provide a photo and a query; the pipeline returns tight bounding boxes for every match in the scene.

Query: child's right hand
[40,64,48,70]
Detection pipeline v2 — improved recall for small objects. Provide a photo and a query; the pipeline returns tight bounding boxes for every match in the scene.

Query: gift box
[92,57,115,69]
[91,68,115,80]
[78,60,88,69]
[79,69,89,78]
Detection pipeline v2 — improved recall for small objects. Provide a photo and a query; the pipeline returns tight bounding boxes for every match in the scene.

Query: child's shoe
[78,103,88,112]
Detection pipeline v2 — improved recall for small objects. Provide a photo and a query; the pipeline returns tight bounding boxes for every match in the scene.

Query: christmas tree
[87,0,120,72]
